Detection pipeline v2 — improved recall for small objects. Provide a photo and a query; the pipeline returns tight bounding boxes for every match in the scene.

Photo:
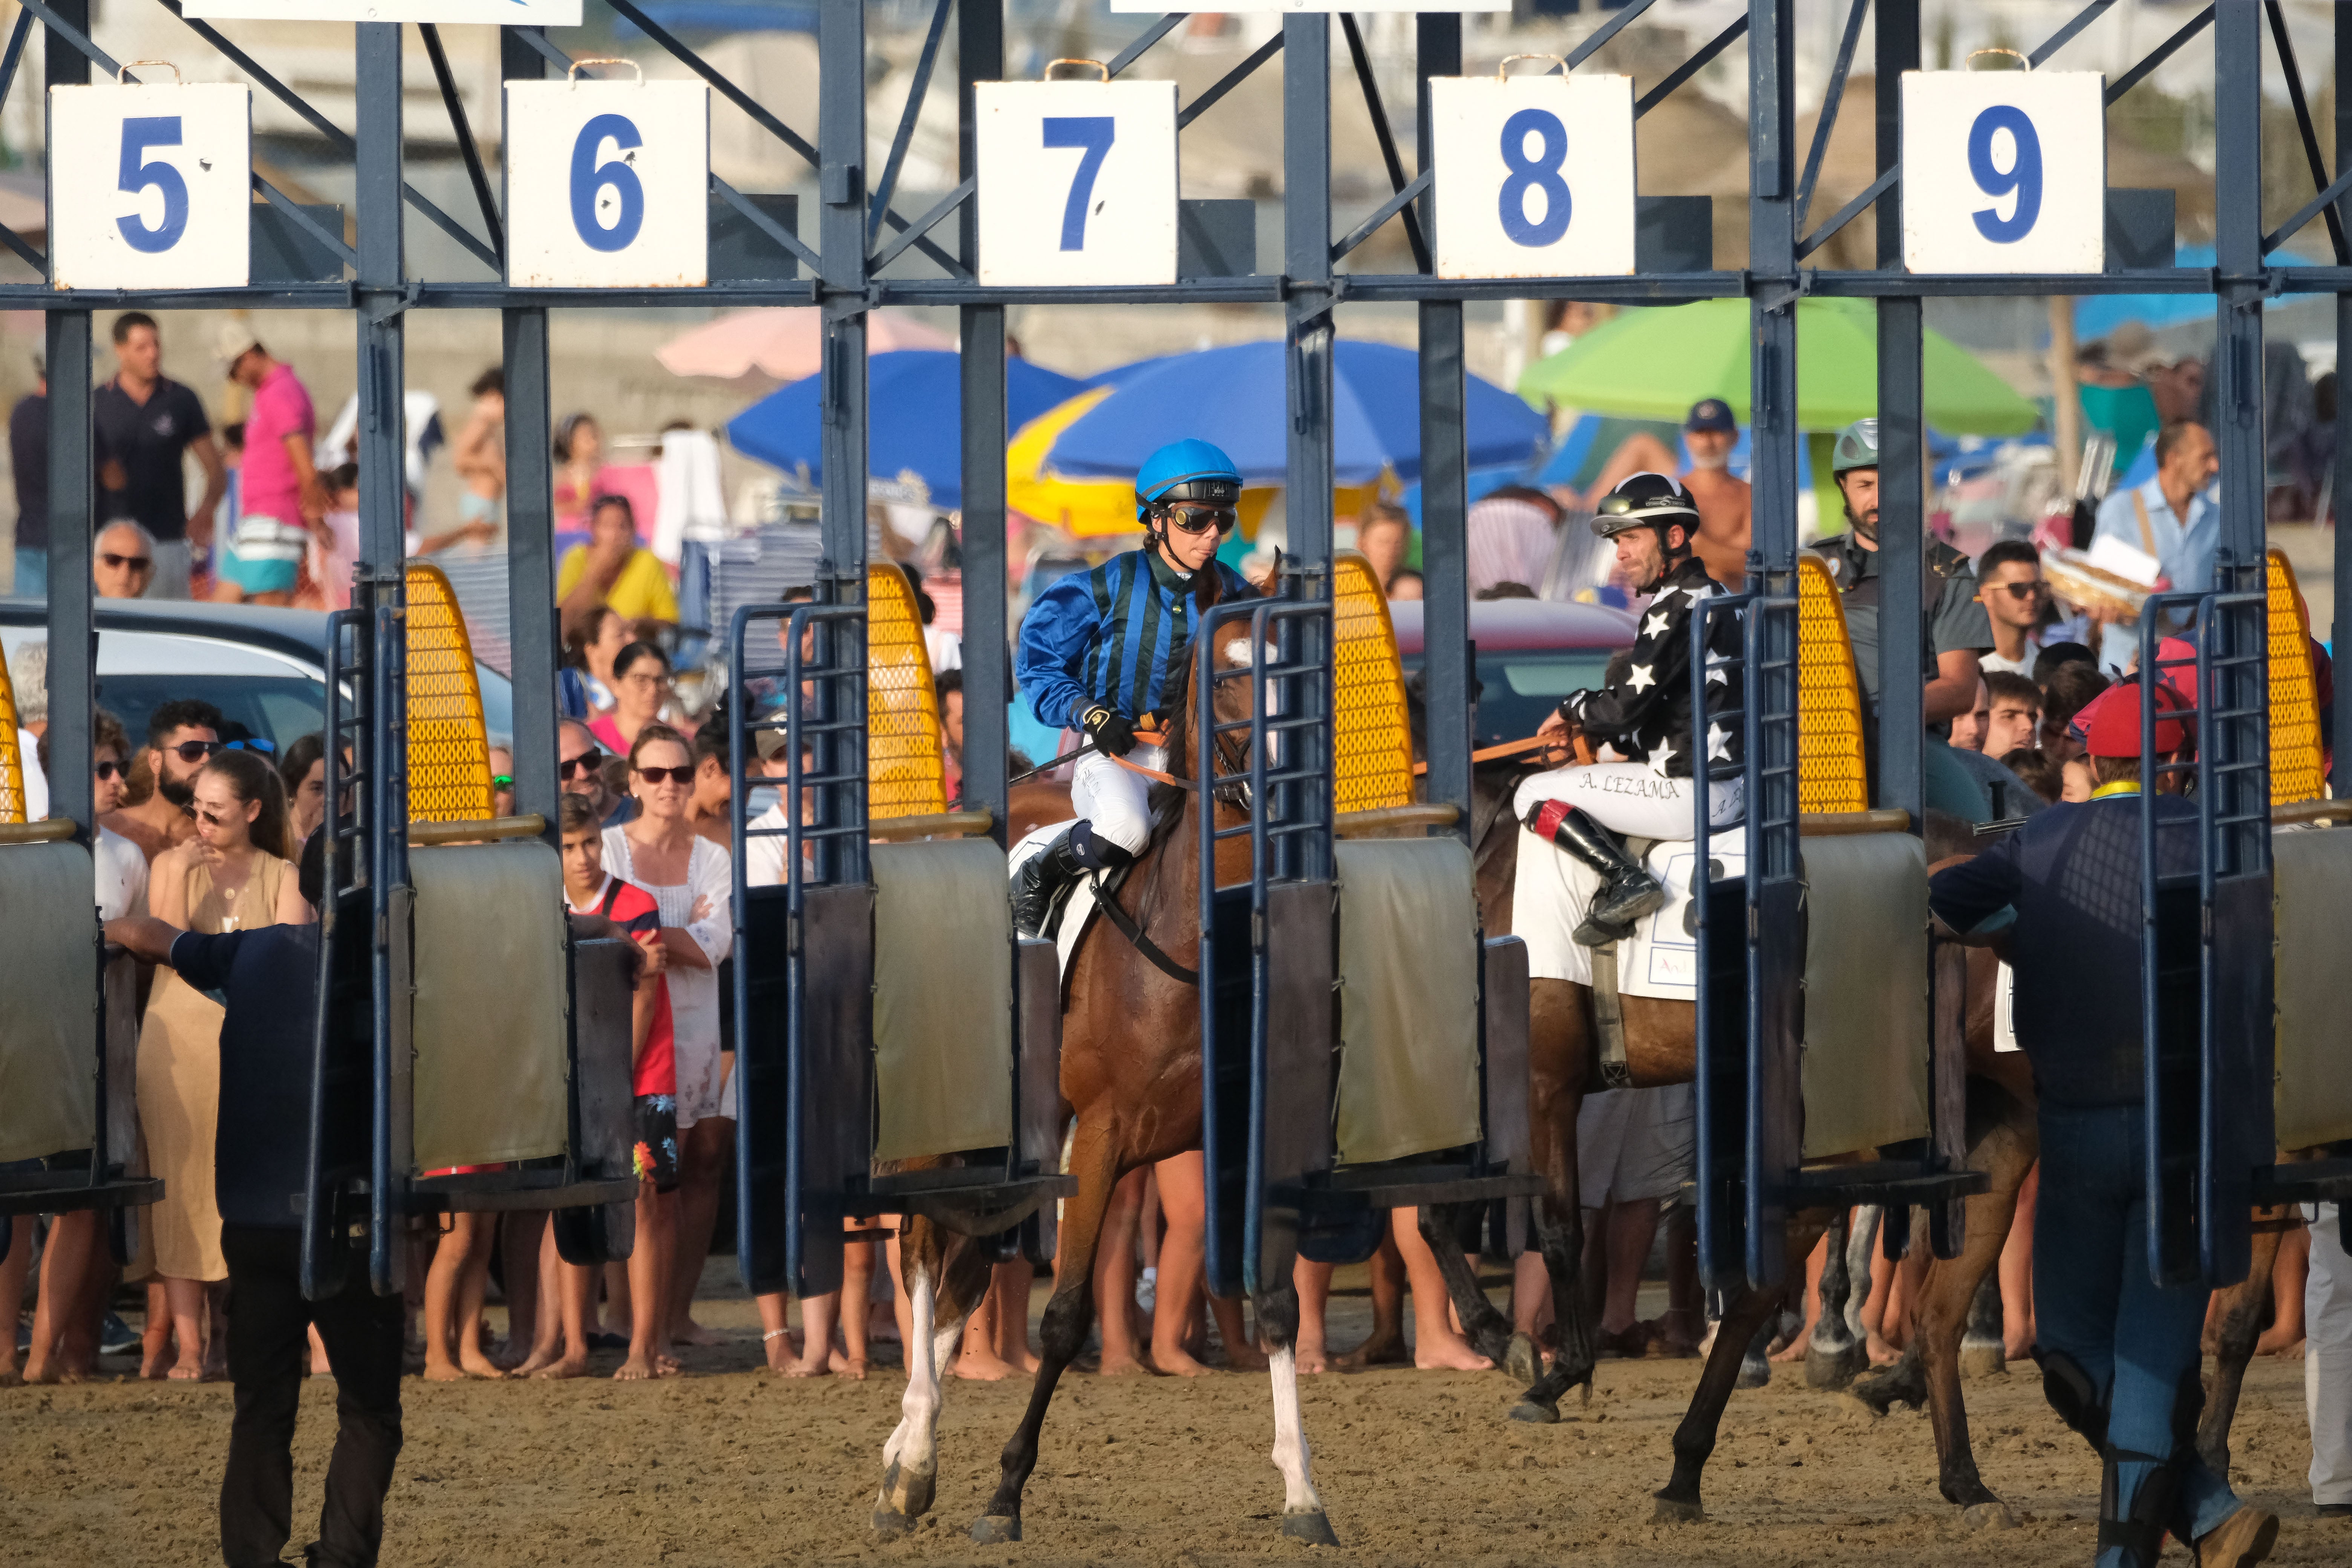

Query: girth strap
[1593,939,1633,1090]
[1092,873,1201,987]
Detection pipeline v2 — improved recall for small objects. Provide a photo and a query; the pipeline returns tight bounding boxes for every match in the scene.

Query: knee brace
[1069,819,1136,873]
[2097,1449,2179,1568]
[2032,1345,2110,1452]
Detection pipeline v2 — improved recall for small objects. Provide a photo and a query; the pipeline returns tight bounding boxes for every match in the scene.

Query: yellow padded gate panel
[1796,555,1869,815]
[0,638,26,824]
[1331,550,1415,814]
[865,565,949,821]
[404,562,495,824]
[2266,550,2325,808]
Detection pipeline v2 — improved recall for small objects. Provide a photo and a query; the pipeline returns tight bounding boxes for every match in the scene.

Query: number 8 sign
[976,78,1178,287]
[1902,70,2103,274]
[1429,72,1635,280]
[49,83,251,290]
[506,75,708,289]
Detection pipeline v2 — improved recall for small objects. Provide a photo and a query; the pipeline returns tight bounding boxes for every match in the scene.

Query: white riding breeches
[1513,762,1743,842]
[1071,742,1166,856]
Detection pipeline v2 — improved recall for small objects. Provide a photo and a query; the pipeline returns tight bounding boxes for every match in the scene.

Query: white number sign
[1429,73,1635,280]
[49,84,251,291]
[1902,70,2104,274]
[184,0,580,23]
[975,80,1178,288]
[505,80,708,289]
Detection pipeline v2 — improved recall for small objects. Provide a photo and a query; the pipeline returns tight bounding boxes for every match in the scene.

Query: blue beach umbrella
[726,350,1087,508]
[1041,340,1550,487]
[2073,243,2321,340]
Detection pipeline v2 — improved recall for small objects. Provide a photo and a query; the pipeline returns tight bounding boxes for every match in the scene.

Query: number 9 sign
[49,81,251,290]
[976,77,1178,287]
[506,73,708,288]
[1429,72,1635,280]
[1902,70,2103,274]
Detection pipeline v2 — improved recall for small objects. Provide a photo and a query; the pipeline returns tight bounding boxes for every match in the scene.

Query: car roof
[1387,597,1638,656]
[0,595,332,666]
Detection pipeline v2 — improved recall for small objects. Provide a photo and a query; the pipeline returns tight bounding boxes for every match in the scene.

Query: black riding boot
[1012,829,1087,940]
[1525,801,1666,946]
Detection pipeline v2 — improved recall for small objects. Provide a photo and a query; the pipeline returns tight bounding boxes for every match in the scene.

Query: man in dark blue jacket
[1928,683,2277,1568]
[1011,438,1251,936]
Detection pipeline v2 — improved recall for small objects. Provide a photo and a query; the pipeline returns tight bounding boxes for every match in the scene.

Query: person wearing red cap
[1926,681,2277,1568]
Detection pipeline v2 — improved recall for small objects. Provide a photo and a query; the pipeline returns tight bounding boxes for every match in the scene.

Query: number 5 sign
[1429,69,1635,280]
[1902,68,2104,274]
[976,73,1177,287]
[506,67,708,289]
[49,79,251,290]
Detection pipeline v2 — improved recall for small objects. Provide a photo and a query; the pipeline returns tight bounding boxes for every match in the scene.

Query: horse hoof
[1652,1494,1705,1525]
[1735,1357,1769,1391]
[969,1514,1022,1544]
[1962,1501,2018,1531]
[879,1459,935,1521]
[1281,1509,1341,1546]
[1507,1400,1559,1425]
[1958,1341,2007,1380]
[1804,1342,1864,1391]
[1504,1333,1542,1386]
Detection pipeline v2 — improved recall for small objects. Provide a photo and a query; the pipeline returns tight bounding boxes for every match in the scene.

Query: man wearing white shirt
[2088,421,2219,673]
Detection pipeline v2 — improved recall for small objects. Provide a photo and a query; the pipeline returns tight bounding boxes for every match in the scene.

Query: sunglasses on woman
[634,764,694,786]
[1158,503,1237,536]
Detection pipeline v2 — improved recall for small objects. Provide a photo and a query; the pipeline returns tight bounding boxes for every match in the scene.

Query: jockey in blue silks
[1011,438,1251,937]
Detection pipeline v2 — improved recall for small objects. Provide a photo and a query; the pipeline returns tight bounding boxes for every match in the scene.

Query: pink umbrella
[654,308,955,382]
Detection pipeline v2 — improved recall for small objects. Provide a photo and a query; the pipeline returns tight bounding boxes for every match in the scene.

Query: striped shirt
[1016,547,1251,730]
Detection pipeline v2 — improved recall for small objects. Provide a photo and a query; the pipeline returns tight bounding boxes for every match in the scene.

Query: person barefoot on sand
[1091,1168,1155,1375]
[954,1261,1040,1380]
[1389,1208,1493,1370]
[1150,1152,1269,1376]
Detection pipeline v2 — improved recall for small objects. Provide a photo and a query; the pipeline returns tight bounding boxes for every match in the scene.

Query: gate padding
[872,838,1013,1160]
[1333,836,1481,1165]
[1799,832,1929,1159]
[0,841,98,1162]
[410,841,570,1170]
[2274,824,2352,1150]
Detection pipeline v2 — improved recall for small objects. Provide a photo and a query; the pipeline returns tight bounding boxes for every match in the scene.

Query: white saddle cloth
[1513,826,1746,1000]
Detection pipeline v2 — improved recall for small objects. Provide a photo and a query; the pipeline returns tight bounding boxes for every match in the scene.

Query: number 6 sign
[49,78,251,290]
[1429,69,1635,280]
[976,73,1177,287]
[506,68,708,289]
[1902,69,2104,274]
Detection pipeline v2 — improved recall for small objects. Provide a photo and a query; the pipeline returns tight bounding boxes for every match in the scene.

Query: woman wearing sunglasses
[1010,438,1251,939]
[601,724,733,1367]
[137,749,310,1381]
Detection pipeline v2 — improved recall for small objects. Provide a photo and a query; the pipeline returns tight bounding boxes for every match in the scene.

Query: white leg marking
[878,1262,943,1521]
[1268,1346,1326,1517]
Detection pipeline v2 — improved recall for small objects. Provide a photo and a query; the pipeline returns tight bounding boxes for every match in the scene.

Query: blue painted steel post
[1416,11,1471,841]
[1744,0,1803,1290]
[1873,0,1924,826]
[1284,12,1335,584]
[959,0,1008,842]
[502,26,557,839]
[355,19,410,1295]
[819,0,868,887]
[40,0,91,836]
[2213,4,2266,593]
[2336,7,2352,763]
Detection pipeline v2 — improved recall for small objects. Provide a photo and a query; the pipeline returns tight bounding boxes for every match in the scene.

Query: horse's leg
[874,1217,986,1534]
[971,1127,1118,1544]
[1652,1270,1789,1523]
[1805,1208,1866,1389]
[1958,1268,2006,1377]
[1253,1276,1339,1544]
[1417,1203,1532,1375]
[2197,1211,2286,1481]
[1507,979,1596,1423]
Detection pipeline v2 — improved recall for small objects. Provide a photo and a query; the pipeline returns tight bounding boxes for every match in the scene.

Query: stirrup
[1573,913,1634,948]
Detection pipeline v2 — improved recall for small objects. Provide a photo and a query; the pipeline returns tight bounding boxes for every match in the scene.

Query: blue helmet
[1135,438,1243,526]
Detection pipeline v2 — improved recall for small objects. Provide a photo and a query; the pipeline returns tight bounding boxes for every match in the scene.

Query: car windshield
[1402,650,1619,749]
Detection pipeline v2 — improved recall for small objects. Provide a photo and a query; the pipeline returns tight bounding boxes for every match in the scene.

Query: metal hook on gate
[1043,58,1110,83]
[1496,54,1565,81]
[115,60,182,85]
[1962,47,2031,72]
[568,57,645,86]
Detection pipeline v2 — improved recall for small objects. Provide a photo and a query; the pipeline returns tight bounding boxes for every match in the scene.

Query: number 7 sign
[49,83,251,290]
[976,80,1177,287]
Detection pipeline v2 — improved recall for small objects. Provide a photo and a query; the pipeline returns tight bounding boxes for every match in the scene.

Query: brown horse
[1415,767,2043,1527]
[875,627,1345,1545]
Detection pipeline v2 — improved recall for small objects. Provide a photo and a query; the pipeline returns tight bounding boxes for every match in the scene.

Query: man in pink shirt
[213,322,325,606]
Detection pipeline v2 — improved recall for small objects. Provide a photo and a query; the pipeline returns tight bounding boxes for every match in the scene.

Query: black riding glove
[1081,704,1139,758]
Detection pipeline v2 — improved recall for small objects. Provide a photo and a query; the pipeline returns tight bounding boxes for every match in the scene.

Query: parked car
[0,597,514,755]
[1389,597,1638,749]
